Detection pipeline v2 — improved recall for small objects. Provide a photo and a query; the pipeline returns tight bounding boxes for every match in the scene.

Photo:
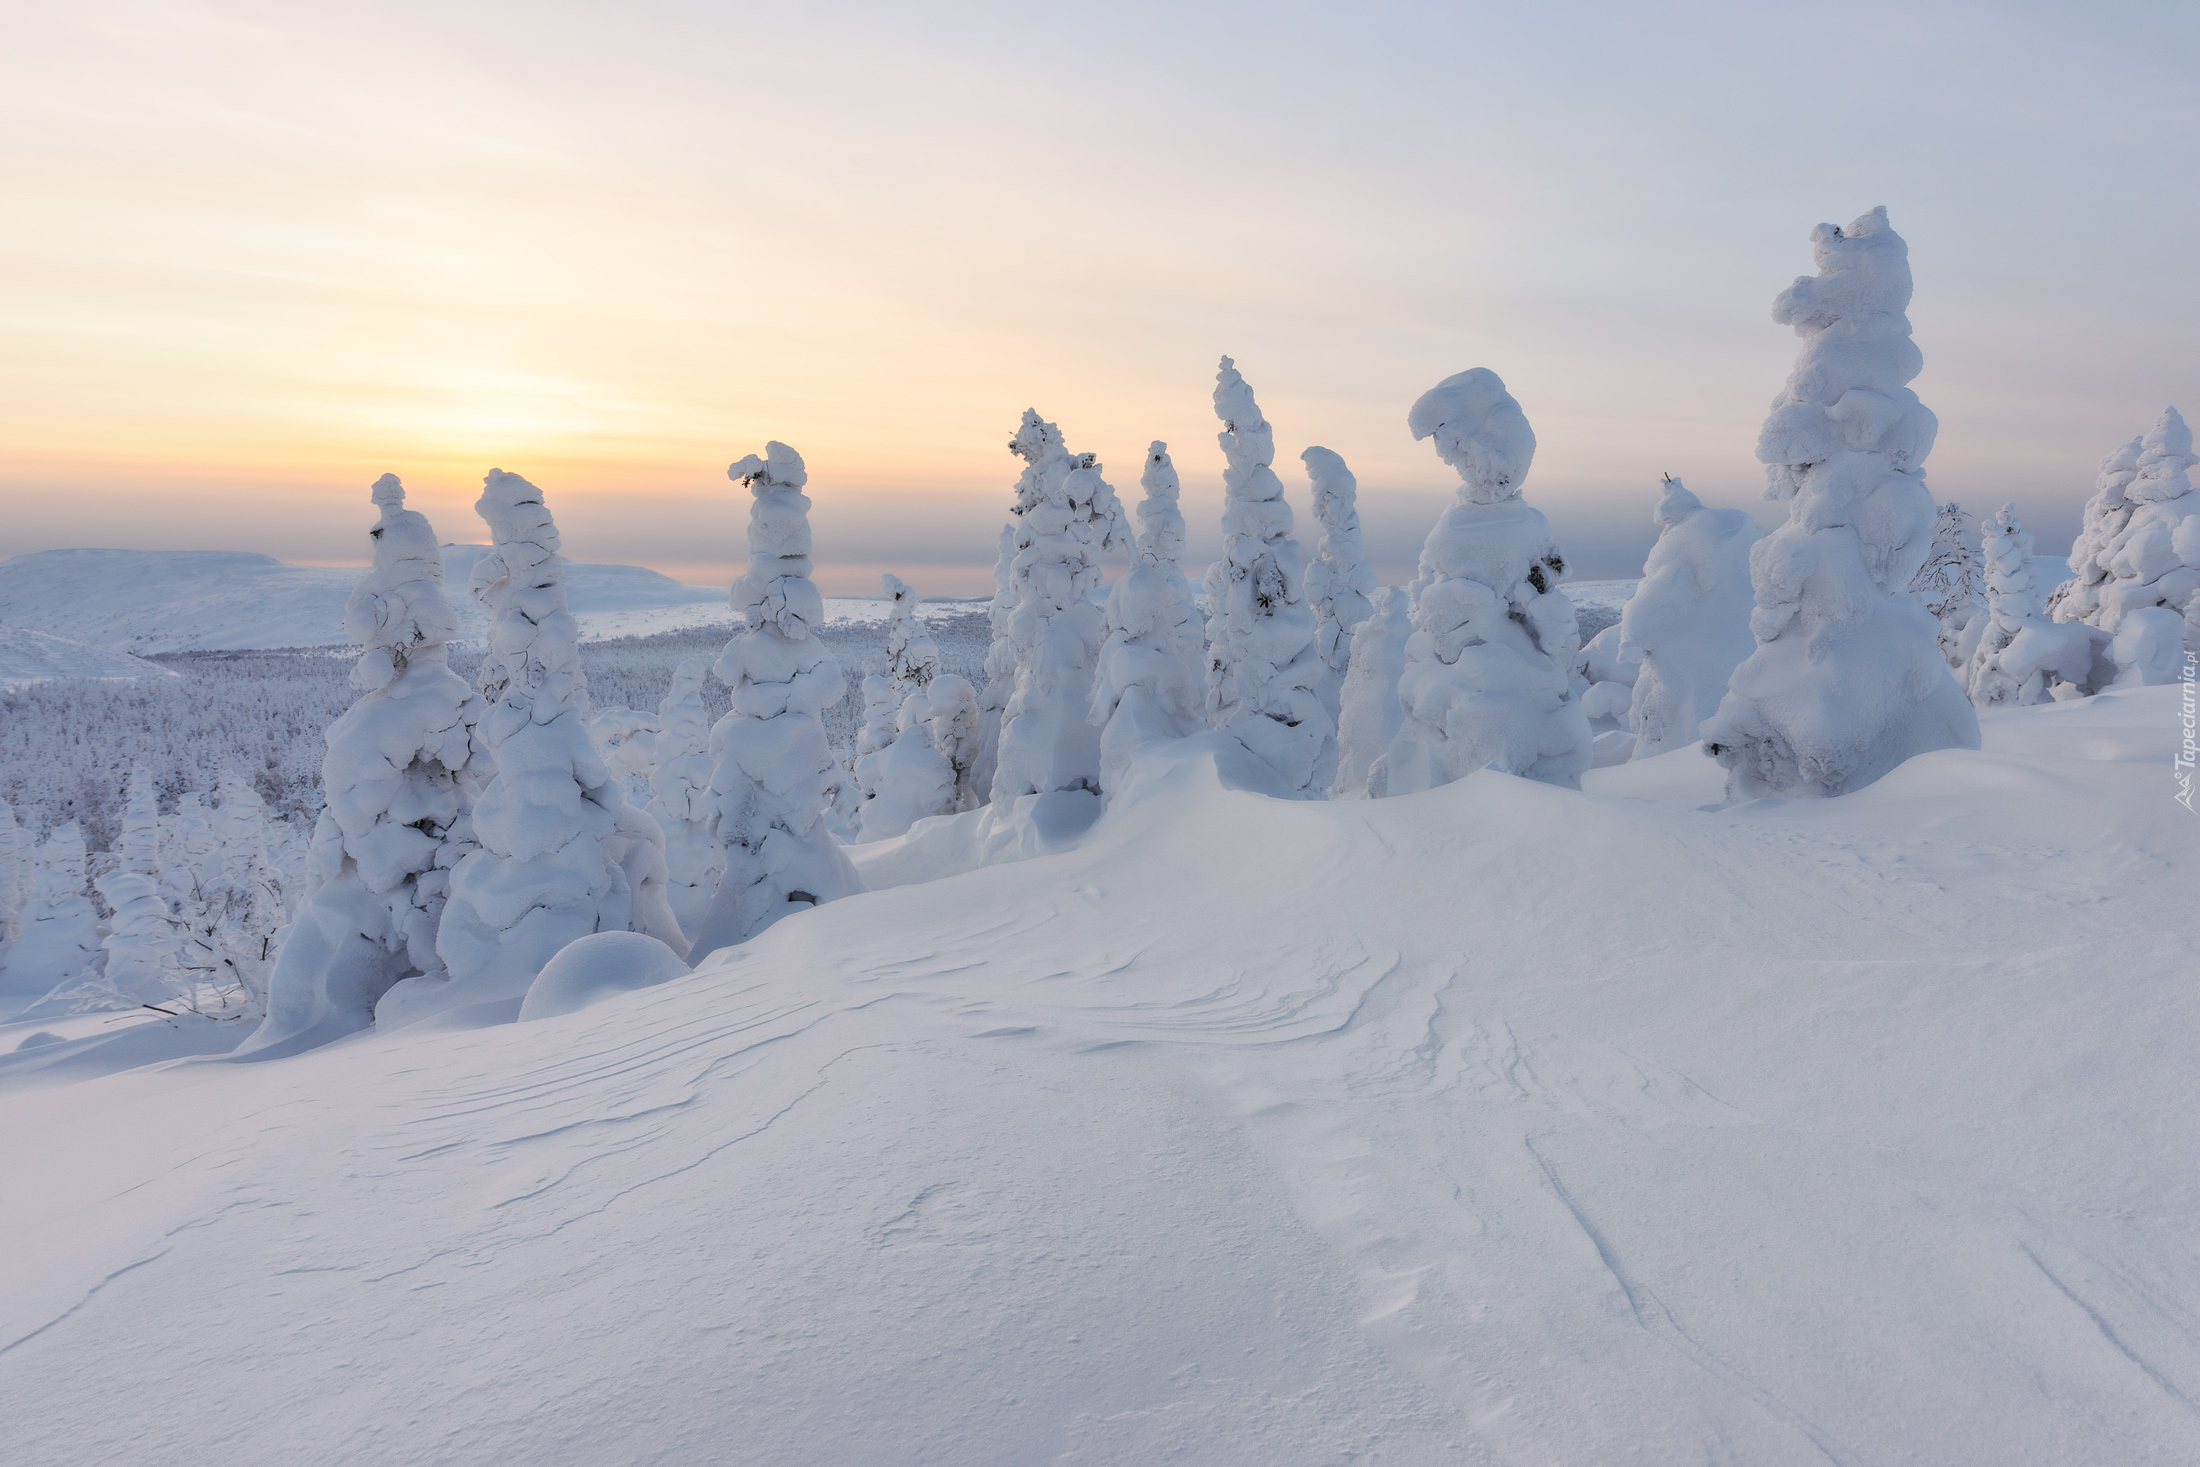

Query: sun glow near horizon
[3,2,2193,586]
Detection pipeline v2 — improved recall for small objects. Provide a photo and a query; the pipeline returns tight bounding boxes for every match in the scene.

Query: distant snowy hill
[0,626,178,690]
[0,548,728,653]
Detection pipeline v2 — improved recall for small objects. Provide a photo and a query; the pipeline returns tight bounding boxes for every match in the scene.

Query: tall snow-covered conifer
[2,822,100,1016]
[975,413,1075,801]
[1383,369,1590,792]
[1965,504,2101,706]
[646,656,723,943]
[1092,442,1205,791]
[993,452,1118,800]
[1332,586,1411,798]
[1202,359,1334,795]
[690,444,861,957]
[379,469,686,1026]
[240,475,488,1055]
[1702,208,1979,798]
[96,767,179,1005]
[2049,409,2199,685]
[1909,501,1987,672]
[882,573,939,690]
[1302,446,1377,723]
[1618,477,1762,759]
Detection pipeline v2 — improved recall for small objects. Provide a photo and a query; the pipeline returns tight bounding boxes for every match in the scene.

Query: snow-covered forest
[1,204,2195,1464]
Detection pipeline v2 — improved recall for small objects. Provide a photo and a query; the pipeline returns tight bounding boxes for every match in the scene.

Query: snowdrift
[0,688,2190,1464]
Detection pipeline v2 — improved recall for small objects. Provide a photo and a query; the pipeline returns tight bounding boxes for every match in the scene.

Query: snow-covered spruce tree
[1909,501,1986,673]
[2,822,101,1014]
[1202,358,1335,795]
[857,689,961,840]
[690,444,862,958]
[1617,476,1763,760]
[206,772,283,1011]
[993,452,1120,801]
[1965,504,2102,707]
[645,656,724,943]
[922,673,984,813]
[2049,436,2145,628]
[975,412,1075,801]
[2066,408,2199,685]
[1382,369,1591,793]
[1701,207,1979,797]
[161,791,230,1006]
[1302,446,1377,722]
[882,573,939,690]
[1332,585,1411,798]
[239,475,488,1055]
[1092,441,1206,792]
[856,573,953,838]
[0,800,27,958]
[851,674,903,821]
[379,469,688,1026]
[95,767,180,1006]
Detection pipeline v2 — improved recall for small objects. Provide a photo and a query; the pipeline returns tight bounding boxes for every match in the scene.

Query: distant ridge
[0,547,727,654]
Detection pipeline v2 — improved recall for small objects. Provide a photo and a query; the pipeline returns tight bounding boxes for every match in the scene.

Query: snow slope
[0,550,945,654]
[0,689,2191,1464]
[0,626,177,690]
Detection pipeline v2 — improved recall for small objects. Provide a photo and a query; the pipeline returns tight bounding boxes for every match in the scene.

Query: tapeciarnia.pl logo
[2178,650,2196,812]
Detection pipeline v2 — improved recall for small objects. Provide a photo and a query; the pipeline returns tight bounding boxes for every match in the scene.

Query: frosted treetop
[1407,368,1536,503]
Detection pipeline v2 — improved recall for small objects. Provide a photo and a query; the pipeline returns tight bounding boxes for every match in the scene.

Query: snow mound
[0,626,177,690]
[518,931,690,1022]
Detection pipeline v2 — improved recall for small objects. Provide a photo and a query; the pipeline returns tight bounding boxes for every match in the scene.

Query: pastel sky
[4,0,2195,593]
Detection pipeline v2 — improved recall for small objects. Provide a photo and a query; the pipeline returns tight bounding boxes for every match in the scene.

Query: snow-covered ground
[0,549,962,653]
[0,685,2189,1463]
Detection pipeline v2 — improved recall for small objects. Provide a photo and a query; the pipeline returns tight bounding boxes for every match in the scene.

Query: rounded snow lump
[518,931,690,1023]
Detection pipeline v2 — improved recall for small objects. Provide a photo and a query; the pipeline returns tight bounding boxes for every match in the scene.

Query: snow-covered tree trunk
[1,821,101,1017]
[646,656,724,944]
[994,455,1117,801]
[1702,207,1980,798]
[1383,368,1590,793]
[691,444,862,958]
[1092,442,1206,793]
[2057,408,2200,686]
[1302,446,1377,729]
[1618,476,1763,760]
[1909,501,1986,673]
[239,476,490,1056]
[95,767,179,1005]
[1965,504,2104,707]
[378,469,687,1028]
[1202,358,1335,795]
[1332,586,1411,798]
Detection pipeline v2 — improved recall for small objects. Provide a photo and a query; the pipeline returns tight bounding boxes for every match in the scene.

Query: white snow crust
[0,687,2191,1464]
